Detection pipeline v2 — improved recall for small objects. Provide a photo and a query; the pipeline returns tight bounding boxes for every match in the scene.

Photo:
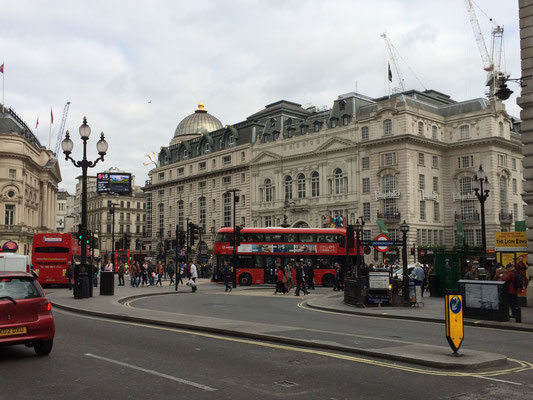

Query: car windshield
[0,277,44,300]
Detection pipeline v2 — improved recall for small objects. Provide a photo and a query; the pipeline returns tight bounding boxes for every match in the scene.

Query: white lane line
[471,375,523,386]
[85,353,217,392]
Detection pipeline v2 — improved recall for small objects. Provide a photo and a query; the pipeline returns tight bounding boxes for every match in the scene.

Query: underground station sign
[445,294,464,353]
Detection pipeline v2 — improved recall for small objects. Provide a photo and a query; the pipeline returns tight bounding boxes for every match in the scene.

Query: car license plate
[0,326,27,336]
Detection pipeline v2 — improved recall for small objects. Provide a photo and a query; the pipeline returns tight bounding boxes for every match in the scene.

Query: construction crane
[381,33,427,93]
[463,0,508,97]
[53,101,71,158]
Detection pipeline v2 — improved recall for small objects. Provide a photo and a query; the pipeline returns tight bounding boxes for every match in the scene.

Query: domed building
[170,103,223,146]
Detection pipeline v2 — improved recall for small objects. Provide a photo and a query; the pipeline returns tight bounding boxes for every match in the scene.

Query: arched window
[500,176,508,212]
[383,119,392,135]
[334,168,344,194]
[460,125,469,139]
[284,175,293,200]
[418,121,424,136]
[311,171,320,197]
[499,121,504,137]
[313,122,321,132]
[297,173,306,198]
[202,141,210,155]
[361,126,369,140]
[181,148,189,160]
[432,125,438,139]
[264,179,273,202]
[227,134,235,147]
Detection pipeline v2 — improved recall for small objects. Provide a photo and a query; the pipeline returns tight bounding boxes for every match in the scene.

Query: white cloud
[0,0,521,192]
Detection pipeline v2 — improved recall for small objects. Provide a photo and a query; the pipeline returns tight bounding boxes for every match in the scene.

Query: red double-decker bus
[32,233,90,286]
[213,227,357,287]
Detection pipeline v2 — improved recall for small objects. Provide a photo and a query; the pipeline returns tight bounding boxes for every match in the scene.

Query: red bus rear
[32,233,90,286]
[213,227,357,287]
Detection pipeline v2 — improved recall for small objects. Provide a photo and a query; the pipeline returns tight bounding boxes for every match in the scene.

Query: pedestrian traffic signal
[410,247,415,255]
[235,225,243,247]
[77,224,82,244]
[345,225,355,249]
[86,230,92,246]
[188,223,200,246]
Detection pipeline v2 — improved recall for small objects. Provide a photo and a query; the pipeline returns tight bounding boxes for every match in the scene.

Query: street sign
[445,294,464,353]
[374,234,391,252]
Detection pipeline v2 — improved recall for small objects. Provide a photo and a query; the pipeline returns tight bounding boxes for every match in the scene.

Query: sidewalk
[47,279,510,370]
[306,291,533,333]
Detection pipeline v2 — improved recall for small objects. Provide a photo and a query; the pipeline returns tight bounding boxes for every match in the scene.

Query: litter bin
[429,274,439,297]
[100,271,115,296]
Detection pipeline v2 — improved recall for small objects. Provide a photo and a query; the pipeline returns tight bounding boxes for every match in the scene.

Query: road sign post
[445,294,464,354]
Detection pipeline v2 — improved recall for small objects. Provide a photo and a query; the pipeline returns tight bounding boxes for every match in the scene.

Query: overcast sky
[1,0,521,192]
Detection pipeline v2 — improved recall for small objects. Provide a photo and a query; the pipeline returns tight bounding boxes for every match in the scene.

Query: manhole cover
[275,381,298,388]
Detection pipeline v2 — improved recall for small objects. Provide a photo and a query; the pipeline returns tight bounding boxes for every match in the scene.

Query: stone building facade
[0,106,61,257]
[56,190,75,233]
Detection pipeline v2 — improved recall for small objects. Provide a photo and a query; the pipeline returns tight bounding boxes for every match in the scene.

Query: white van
[0,253,30,273]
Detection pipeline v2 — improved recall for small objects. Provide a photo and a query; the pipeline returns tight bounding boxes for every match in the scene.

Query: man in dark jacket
[294,261,309,296]
[500,264,521,322]
[304,261,315,290]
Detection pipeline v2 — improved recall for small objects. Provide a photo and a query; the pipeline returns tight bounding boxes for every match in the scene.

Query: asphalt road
[2,309,533,399]
[128,287,533,363]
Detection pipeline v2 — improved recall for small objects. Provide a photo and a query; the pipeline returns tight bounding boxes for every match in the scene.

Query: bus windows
[299,234,315,243]
[264,233,283,242]
[215,233,233,242]
[239,255,263,269]
[337,235,345,248]
[285,234,298,243]
[34,247,70,253]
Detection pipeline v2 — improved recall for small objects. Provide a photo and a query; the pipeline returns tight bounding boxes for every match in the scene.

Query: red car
[0,271,55,356]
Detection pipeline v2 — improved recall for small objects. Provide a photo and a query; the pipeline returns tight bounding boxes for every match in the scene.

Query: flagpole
[2,62,4,113]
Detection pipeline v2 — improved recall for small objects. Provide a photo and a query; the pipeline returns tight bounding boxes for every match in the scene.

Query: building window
[458,155,474,169]
[363,203,371,222]
[512,158,516,170]
[460,125,469,139]
[284,175,293,200]
[178,167,184,175]
[432,125,438,139]
[499,121,504,137]
[383,174,395,192]
[223,155,231,164]
[418,153,425,166]
[419,174,425,190]
[434,202,440,221]
[227,134,235,147]
[342,116,349,126]
[383,119,392,135]
[241,173,246,183]
[5,204,14,225]
[433,176,439,192]
[223,176,231,185]
[265,179,273,202]
[380,152,397,166]
[223,192,231,227]
[420,201,426,220]
[199,197,206,231]
[199,181,206,190]
[334,168,344,194]
[362,157,369,169]
[500,176,508,212]
[158,203,164,236]
[297,174,306,199]
[177,201,184,230]
[498,154,507,167]
[418,121,424,136]
[198,161,206,170]
[330,118,337,128]
[314,122,321,132]
[432,155,438,168]
[362,178,370,194]
[241,152,245,162]
[9,169,16,179]
[264,216,272,227]
[159,172,164,180]
[311,172,320,197]
[512,178,517,194]
[203,141,210,155]
[361,126,369,140]
[514,203,519,220]
[300,125,307,134]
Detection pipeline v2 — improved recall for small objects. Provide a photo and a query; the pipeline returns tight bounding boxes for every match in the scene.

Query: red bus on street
[32,233,89,286]
[213,227,357,287]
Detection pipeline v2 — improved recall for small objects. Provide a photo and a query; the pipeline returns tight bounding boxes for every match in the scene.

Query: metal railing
[377,210,401,221]
[454,211,480,222]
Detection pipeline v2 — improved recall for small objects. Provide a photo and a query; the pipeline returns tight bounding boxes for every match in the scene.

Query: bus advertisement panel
[213,227,357,287]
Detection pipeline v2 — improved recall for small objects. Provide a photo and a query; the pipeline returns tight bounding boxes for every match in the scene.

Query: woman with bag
[274,266,288,294]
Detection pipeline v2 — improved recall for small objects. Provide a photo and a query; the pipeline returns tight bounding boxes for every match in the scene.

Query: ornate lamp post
[400,220,410,306]
[352,218,365,307]
[62,117,108,299]
[472,165,491,268]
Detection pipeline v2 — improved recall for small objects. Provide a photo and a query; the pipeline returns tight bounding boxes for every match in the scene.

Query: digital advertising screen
[97,173,132,194]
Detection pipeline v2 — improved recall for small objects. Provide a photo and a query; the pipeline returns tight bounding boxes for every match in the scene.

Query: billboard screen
[97,173,132,194]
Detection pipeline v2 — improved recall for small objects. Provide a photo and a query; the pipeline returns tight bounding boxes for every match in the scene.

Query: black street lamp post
[473,165,491,268]
[400,220,410,306]
[61,117,108,299]
[352,218,364,307]
[226,188,240,288]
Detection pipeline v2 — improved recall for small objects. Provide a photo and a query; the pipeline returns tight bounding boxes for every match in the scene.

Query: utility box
[100,271,115,296]
[434,251,462,296]
[458,280,509,322]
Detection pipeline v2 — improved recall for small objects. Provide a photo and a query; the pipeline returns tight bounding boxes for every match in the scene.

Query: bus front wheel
[238,273,252,286]
[321,274,334,287]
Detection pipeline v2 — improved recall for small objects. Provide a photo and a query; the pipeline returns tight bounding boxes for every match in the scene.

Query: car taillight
[40,300,52,312]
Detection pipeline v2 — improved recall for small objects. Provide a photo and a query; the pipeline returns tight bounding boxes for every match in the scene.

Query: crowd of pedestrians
[274,260,314,296]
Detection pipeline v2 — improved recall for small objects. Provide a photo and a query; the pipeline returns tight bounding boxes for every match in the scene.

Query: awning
[376,219,389,235]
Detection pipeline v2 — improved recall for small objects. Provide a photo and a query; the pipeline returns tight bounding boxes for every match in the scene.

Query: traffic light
[345,225,355,249]
[124,233,130,249]
[77,224,82,244]
[410,247,415,255]
[86,230,92,246]
[178,231,186,247]
[189,223,200,247]
[235,225,243,247]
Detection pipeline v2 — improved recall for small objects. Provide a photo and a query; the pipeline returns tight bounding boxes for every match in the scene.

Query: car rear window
[0,278,44,300]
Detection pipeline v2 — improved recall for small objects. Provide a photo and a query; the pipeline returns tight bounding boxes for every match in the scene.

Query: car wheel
[34,340,53,356]
[238,273,252,286]
[321,274,334,287]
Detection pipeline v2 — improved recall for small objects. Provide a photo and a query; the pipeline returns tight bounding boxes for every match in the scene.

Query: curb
[304,300,533,333]
[51,296,506,370]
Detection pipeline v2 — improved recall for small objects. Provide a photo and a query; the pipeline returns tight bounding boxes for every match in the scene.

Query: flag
[50,108,53,124]
[35,117,39,129]
[0,63,3,74]
[388,63,392,82]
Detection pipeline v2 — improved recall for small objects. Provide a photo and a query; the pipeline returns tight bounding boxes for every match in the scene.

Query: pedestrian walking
[187,261,198,292]
[284,262,294,292]
[333,262,344,291]
[167,261,175,285]
[294,261,309,296]
[140,261,149,287]
[223,262,232,292]
[156,262,164,286]
[130,262,138,287]
[305,261,315,290]
[148,261,155,286]
[177,262,185,284]
[274,265,288,294]
[118,262,125,286]
[411,263,426,296]
[498,263,522,322]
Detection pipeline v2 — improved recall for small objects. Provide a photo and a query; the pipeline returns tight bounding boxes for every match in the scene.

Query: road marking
[85,353,217,392]
[56,309,533,382]
[471,375,523,386]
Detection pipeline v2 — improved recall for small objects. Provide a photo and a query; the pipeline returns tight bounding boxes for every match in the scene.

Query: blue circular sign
[450,295,462,314]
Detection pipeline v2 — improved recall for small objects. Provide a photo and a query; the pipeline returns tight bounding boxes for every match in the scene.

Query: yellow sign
[494,232,527,252]
[445,294,464,353]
